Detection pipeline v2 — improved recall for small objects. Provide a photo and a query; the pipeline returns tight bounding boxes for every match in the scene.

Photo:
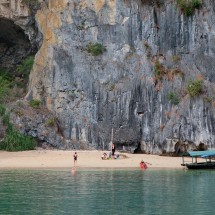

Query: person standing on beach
[73,152,78,167]
[112,143,115,156]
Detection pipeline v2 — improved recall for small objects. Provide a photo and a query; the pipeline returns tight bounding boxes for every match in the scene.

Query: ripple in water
[0,169,215,215]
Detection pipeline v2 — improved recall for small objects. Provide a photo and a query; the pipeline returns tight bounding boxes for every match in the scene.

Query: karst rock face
[0,0,40,66]
[0,0,30,19]
[7,0,215,152]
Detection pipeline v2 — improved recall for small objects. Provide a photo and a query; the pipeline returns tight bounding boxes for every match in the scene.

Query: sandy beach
[0,149,188,169]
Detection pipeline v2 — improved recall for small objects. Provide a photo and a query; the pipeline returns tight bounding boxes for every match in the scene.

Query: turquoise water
[0,169,215,215]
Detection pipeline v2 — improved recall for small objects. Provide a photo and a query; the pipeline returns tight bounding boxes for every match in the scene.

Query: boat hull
[184,162,215,169]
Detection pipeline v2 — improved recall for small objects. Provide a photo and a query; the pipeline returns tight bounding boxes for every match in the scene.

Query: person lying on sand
[101,153,121,160]
[101,153,108,160]
[114,154,120,159]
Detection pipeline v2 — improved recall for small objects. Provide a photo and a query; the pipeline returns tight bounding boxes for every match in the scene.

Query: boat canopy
[188,151,215,158]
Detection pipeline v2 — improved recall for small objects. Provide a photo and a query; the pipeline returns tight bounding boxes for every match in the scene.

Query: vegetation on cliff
[176,0,202,16]
[21,0,40,12]
[29,99,41,109]
[0,104,36,151]
[0,74,10,103]
[167,92,180,105]
[141,0,202,16]
[0,56,37,151]
[86,43,107,56]
[0,56,34,103]
[186,80,203,97]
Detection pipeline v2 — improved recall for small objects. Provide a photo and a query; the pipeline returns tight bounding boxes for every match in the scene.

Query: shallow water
[0,169,215,215]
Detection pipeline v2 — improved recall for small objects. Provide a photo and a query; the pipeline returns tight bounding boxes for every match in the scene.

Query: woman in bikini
[73,152,78,167]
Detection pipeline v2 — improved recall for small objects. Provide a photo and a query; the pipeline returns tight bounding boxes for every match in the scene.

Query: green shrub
[86,43,106,56]
[16,56,34,80]
[192,0,202,8]
[0,109,36,151]
[0,76,10,103]
[167,92,180,105]
[46,117,58,127]
[0,64,31,102]
[0,68,13,81]
[176,0,202,16]
[154,61,166,80]
[203,96,212,103]
[186,80,202,97]
[0,128,36,151]
[2,113,10,126]
[0,104,6,116]
[22,0,39,6]
[29,99,41,108]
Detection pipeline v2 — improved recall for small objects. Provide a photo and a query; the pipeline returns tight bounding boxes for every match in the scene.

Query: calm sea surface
[0,169,215,215]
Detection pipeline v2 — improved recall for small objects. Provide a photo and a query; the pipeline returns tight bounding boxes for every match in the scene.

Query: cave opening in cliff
[0,18,36,102]
[0,18,33,68]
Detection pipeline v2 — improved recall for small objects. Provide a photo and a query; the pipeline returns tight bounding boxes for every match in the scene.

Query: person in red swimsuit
[140,160,148,169]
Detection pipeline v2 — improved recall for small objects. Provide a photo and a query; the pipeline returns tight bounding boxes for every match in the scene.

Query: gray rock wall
[0,0,41,66]
[27,0,215,153]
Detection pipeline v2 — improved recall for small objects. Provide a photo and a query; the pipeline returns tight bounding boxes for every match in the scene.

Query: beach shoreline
[0,149,186,170]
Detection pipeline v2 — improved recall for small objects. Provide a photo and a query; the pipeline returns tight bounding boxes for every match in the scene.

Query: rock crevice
[3,0,215,153]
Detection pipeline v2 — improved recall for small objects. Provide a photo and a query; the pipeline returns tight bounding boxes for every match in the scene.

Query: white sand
[0,149,189,169]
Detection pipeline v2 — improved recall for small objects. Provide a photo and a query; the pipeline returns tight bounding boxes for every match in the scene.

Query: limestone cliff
[3,0,215,153]
[0,0,40,66]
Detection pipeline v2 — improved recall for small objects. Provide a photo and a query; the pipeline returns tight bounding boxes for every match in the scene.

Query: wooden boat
[181,150,215,169]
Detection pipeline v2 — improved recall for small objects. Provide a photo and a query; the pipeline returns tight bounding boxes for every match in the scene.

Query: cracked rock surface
[14,0,215,153]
